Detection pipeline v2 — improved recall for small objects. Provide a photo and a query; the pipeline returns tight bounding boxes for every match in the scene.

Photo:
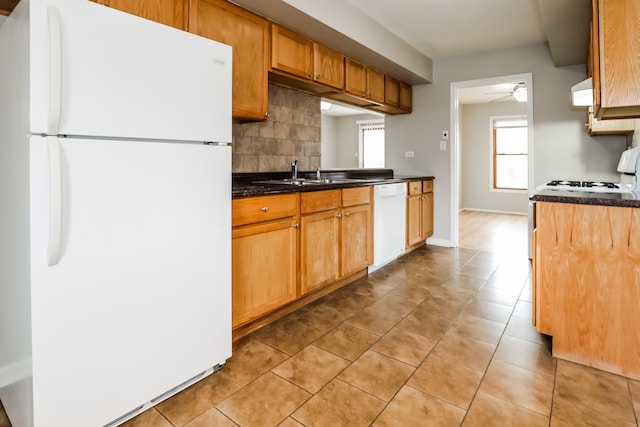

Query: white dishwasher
[369,182,407,273]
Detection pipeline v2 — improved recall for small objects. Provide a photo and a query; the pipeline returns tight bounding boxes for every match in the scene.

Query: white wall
[321,113,381,168]
[460,101,529,214]
[385,42,628,245]
[321,115,337,168]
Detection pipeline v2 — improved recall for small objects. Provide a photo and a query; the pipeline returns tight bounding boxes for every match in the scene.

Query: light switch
[440,140,447,150]
[405,151,415,158]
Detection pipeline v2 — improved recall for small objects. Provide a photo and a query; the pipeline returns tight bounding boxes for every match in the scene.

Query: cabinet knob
[293,223,299,228]
[261,207,269,212]
[336,213,342,218]
[344,211,351,217]
[308,72,313,77]
[316,74,320,79]
[264,112,270,118]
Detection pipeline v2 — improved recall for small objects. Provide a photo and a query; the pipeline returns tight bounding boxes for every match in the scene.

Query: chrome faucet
[291,159,298,180]
[316,168,321,180]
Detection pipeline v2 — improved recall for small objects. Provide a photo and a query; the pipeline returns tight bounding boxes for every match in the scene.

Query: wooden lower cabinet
[535,201,640,379]
[341,203,372,276]
[300,209,340,294]
[406,180,434,247]
[232,218,297,327]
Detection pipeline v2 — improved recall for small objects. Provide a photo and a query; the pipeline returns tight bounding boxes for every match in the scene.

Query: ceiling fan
[486,82,527,103]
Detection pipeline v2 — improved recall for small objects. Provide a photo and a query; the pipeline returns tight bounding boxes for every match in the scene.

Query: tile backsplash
[232,84,321,173]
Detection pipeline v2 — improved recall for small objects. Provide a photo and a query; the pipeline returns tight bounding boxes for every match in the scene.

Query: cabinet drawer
[422,180,433,193]
[301,190,341,214]
[408,181,422,196]
[342,186,371,206]
[233,193,298,227]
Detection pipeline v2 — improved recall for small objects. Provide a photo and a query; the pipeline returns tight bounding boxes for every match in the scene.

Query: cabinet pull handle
[293,223,299,228]
[344,211,350,217]
[336,213,342,218]
[261,207,269,212]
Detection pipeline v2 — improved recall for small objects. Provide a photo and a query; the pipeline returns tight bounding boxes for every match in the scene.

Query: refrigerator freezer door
[29,136,231,427]
[29,0,231,143]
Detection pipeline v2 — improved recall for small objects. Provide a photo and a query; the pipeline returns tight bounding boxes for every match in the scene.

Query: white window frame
[356,119,385,168]
[489,115,528,194]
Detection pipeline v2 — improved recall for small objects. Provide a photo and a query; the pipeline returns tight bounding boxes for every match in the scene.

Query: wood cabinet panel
[98,0,187,29]
[385,76,400,107]
[342,186,371,207]
[341,203,372,276]
[421,192,434,239]
[367,68,385,104]
[535,201,640,378]
[406,194,422,247]
[399,82,412,112]
[232,193,298,227]
[593,0,640,119]
[300,209,340,294]
[191,0,269,121]
[407,179,434,246]
[313,44,344,89]
[232,218,297,327]
[301,190,341,214]
[271,24,313,80]
[345,58,368,99]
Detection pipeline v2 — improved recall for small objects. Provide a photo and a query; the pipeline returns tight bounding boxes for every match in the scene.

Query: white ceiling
[345,0,548,59]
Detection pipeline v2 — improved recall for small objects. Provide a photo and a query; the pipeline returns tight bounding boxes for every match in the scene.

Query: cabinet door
[232,218,297,327]
[399,82,412,112]
[271,24,314,80]
[191,0,269,121]
[345,58,368,99]
[406,195,422,247]
[341,204,372,276]
[97,0,187,29]
[421,192,434,239]
[313,44,345,89]
[301,210,340,294]
[367,68,385,104]
[385,76,400,107]
[594,0,640,119]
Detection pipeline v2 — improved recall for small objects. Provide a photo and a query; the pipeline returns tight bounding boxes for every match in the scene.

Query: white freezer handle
[47,5,62,135]
[47,136,62,266]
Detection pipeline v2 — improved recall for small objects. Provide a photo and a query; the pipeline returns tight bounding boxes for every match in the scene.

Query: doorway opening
[449,73,534,252]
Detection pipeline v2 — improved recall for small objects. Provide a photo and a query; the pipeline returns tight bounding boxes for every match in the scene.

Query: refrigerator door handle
[47,136,62,266]
[47,5,62,135]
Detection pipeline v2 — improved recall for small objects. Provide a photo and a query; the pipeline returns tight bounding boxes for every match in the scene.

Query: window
[492,117,527,190]
[357,120,385,168]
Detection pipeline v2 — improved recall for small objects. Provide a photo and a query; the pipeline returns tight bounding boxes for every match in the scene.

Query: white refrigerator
[0,0,232,426]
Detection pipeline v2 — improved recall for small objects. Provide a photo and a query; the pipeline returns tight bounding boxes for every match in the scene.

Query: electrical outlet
[442,130,449,139]
[440,140,447,150]
[405,151,415,158]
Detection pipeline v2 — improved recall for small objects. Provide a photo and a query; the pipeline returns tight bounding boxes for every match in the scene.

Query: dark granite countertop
[530,189,640,208]
[232,169,435,198]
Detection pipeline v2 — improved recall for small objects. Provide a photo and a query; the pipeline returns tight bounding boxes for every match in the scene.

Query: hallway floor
[1,213,638,426]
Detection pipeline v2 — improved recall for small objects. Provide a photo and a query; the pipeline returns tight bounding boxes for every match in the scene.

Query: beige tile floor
[2,212,639,426]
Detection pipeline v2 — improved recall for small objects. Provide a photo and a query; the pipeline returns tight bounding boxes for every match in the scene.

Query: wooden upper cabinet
[313,44,345,90]
[592,0,640,119]
[271,24,314,80]
[345,58,384,104]
[271,24,345,91]
[190,0,269,121]
[95,0,188,29]
[385,76,400,107]
[399,82,412,112]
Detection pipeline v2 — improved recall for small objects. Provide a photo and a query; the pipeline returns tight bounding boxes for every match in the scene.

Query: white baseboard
[426,238,452,247]
[0,359,31,389]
